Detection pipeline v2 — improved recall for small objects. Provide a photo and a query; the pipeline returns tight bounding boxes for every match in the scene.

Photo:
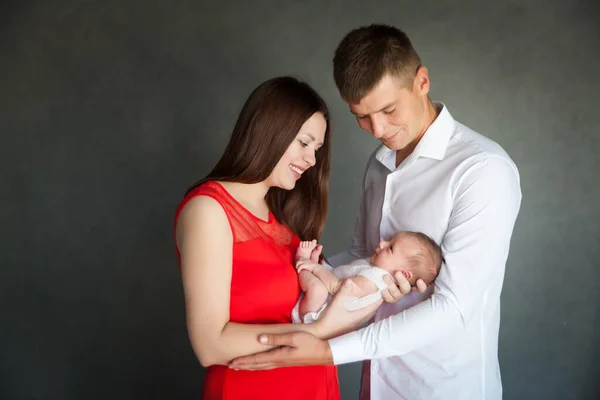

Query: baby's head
[370,231,442,286]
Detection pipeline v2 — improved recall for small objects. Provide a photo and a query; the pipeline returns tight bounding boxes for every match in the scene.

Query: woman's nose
[304,149,316,167]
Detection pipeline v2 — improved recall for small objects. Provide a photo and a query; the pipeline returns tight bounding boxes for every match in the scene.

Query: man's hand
[229,331,333,370]
[380,273,427,303]
[228,279,380,370]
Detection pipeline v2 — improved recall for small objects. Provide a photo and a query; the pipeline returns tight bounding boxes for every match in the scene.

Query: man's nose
[371,115,385,138]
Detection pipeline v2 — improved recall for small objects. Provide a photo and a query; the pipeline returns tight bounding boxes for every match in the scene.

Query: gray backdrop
[2,0,599,399]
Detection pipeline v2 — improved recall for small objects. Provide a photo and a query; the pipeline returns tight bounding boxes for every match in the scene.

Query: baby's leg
[296,240,318,262]
[298,271,330,318]
[310,243,323,262]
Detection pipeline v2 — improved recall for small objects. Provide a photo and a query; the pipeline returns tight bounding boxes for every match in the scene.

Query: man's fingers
[415,278,427,293]
[380,274,413,303]
[388,280,403,298]
[230,346,288,368]
[229,353,261,368]
[231,362,277,371]
[394,272,412,294]
[258,332,295,347]
[380,287,394,303]
[382,274,402,298]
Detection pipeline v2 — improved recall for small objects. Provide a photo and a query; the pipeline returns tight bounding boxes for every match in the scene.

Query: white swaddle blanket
[291,258,390,324]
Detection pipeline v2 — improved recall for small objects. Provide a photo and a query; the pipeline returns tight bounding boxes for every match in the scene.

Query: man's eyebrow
[351,101,397,117]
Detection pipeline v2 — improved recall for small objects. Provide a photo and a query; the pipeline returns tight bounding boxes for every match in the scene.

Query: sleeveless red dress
[174,181,340,400]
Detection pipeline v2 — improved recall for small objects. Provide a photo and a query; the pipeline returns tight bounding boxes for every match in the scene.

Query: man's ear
[414,65,430,96]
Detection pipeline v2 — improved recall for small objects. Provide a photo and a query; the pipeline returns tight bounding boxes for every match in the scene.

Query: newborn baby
[292,231,443,324]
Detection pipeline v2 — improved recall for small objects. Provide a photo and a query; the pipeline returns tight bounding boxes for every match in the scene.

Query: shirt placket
[380,164,407,241]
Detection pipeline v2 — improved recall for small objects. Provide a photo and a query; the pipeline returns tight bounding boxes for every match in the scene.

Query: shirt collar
[375,102,455,170]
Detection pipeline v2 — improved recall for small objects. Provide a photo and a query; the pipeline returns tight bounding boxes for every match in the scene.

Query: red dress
[174,181,340,400]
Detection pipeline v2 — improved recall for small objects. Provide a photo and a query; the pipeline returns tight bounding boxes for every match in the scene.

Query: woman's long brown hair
[186,76,331,241]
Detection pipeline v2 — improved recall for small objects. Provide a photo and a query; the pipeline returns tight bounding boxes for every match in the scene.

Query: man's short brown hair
[333,24,422,103]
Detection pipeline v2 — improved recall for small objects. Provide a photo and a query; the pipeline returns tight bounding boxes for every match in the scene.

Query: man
[231,24,522,399]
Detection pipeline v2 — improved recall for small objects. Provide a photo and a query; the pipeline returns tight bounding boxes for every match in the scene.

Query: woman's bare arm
[176,196,320,367]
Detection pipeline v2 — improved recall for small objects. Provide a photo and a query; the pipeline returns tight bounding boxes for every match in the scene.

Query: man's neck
[395,100,441,167]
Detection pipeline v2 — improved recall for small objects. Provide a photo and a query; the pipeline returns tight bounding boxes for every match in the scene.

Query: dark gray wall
[2,1,599,399]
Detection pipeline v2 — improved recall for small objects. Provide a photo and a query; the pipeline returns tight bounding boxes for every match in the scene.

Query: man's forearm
[329,291,464,364]
[330,158,521,364]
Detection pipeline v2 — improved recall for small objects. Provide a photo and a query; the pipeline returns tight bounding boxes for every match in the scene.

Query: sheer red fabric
[174,181,340,400]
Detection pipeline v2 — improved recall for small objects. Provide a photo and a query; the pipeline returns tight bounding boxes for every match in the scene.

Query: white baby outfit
[291,258,390,324]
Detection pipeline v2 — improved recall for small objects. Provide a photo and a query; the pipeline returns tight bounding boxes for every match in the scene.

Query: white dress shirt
[327,103,522,399]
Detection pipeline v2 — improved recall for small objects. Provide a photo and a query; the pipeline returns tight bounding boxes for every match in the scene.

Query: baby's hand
[296,259,318,274]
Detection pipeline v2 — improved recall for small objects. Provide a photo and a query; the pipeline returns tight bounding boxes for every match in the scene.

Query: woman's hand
[312,278,383,339]
[380,273,427,304]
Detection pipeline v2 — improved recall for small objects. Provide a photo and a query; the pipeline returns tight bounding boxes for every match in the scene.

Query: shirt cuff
[328,330,366,365]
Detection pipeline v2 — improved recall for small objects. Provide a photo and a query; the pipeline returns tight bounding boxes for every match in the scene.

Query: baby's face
[369,234,411,273]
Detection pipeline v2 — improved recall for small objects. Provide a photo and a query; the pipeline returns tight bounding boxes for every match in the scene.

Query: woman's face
[266,112,327,190]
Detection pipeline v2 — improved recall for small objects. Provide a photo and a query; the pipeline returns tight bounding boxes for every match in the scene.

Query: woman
[174,77,364,399]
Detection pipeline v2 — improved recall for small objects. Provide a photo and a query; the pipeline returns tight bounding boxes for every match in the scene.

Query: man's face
[349,71,430,152]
